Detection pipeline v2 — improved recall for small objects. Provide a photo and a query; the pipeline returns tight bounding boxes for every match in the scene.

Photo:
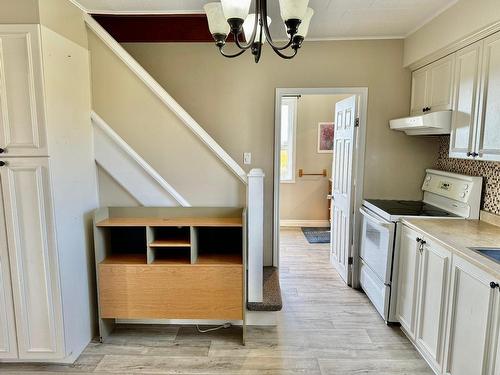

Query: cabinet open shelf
[196,253,242,265]
[149,239,191,247]
[100,254,147,265]
[94,207,246,342]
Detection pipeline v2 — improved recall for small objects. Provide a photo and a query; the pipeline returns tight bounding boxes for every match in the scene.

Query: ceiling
[73,0,458,39]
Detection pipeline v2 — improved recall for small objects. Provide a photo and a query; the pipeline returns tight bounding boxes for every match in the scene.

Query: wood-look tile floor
[0,228,432,374]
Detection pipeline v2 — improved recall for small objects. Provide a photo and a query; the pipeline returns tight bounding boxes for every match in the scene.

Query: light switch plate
[244,152,252,165]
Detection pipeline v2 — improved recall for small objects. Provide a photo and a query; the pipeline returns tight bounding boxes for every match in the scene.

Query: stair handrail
[84,13,247,184]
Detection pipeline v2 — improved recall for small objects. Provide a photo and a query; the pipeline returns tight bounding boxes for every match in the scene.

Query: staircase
[84,14,268,309]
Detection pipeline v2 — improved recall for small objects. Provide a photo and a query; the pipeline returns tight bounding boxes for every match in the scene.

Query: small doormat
[301,227,331,244]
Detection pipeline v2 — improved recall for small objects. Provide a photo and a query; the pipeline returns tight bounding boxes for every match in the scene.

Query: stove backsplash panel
[435,136,500,215]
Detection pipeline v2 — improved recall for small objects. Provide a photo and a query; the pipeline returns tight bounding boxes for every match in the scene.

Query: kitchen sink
[470,247,500,263]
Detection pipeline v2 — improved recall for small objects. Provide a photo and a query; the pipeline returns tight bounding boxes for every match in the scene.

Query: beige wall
[404,0,500,66]
[88,31,245,212]
[38,0,88,48]
[280,94,349,222]
[0,0,39,23]
[123,40,440,265]
[97,167,140,207]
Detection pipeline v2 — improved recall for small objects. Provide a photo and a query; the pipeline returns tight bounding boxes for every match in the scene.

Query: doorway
[273,88,368,288]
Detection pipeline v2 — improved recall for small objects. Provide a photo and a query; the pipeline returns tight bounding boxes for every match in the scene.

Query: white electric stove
[358,169,483,322]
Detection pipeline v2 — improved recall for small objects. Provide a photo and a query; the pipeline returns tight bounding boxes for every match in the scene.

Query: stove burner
[365,199,458,217]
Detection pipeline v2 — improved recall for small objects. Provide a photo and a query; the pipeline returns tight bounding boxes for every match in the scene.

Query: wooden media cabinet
[93,207,246,343]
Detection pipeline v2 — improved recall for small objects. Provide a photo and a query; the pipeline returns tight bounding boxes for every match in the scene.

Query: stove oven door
[359,207,396,285]
[359,207,396,320]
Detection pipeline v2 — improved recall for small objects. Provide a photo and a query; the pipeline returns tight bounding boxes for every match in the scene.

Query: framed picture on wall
[317,122,334,153]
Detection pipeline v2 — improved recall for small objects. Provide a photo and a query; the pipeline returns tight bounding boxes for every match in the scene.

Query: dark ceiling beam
[92,14,236,43]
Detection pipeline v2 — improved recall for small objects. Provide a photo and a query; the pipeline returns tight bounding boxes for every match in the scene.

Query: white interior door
[331,95,357,284]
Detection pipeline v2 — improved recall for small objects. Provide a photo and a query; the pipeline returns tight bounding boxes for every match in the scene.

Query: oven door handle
[359,207,392,228]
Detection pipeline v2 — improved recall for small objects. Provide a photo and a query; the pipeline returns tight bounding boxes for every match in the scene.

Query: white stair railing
[84,13,247,184]
[247,169,265,303]
[92,111,190,207]
[85,13,265,303]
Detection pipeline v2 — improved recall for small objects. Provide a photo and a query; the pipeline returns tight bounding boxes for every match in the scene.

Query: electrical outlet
[243,152,252,165]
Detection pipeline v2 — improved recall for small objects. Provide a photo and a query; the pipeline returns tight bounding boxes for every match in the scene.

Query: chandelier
[204,0,314,63]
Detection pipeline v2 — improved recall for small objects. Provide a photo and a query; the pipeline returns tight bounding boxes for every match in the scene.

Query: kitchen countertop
[402,218,500,279]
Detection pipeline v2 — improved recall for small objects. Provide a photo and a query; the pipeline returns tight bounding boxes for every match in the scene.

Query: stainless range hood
[389,110,451,135]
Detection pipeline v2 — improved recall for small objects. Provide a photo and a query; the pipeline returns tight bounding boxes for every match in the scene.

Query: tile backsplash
[435,136,500,215]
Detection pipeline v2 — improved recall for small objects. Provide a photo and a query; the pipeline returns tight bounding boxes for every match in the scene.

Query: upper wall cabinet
[449,41,483,158]
[410,55,455,116]
[0,25,47,157]
[449,30,500,161]
[476,32,500,161]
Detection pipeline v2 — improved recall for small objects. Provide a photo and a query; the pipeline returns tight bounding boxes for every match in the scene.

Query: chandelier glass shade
[204,0,314,63]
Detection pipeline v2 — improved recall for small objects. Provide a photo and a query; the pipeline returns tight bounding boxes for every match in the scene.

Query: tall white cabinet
[0,25,97,362]
[448,30,500,161]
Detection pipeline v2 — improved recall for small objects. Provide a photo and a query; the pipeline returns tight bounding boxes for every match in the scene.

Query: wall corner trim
[84,14,248,184]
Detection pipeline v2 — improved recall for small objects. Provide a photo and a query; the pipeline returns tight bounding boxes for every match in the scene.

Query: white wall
[404,0,500,66]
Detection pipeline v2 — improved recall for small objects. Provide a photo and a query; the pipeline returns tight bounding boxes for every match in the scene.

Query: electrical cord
[196,323,231,333]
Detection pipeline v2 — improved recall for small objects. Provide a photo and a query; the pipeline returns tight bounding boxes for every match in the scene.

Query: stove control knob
[460,192,466,198]
[464,184,469,190]
[426,176,431,181]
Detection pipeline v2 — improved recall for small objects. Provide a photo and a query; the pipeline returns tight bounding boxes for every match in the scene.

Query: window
[280,97,297,182]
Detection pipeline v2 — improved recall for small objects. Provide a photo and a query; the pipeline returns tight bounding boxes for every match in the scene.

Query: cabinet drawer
[98,264,243,320]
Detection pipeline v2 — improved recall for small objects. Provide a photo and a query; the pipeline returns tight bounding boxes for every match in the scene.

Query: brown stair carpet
[247,267,282,312]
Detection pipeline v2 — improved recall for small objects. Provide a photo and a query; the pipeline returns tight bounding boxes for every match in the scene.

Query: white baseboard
[245,311,278,326]
[280,220,330,227]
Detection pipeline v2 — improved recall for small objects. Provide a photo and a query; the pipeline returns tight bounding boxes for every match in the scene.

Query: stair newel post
[247,168,265,303]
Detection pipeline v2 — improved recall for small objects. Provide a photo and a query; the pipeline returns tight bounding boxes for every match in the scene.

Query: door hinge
[348,257,354,265]
[355,118,360,127]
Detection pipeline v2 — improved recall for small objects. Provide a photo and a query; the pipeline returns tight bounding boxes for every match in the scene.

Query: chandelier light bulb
[221,0,252,21]
[279,0,309,21]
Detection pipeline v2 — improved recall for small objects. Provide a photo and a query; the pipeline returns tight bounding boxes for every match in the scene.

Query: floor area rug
[301,227,331,244]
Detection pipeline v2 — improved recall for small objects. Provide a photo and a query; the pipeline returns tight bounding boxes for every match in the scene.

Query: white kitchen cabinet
[396,225,421,338]
[0,23,98,364]
[410,55,455,116]
[448,30,500,161]
[1,158,64,360]
[415,238,451,373]
[0,25,47,157]
[449,41,483,158]
[476,31,500,161]
[411,69,428,115]
[0,191,17,360]
[442,255,499,375]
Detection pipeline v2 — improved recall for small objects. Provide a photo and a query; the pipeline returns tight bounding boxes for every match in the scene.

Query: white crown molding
[84,14,248,184]
[88,9,205,15]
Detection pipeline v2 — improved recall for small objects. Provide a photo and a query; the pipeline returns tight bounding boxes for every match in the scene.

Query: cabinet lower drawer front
[98,264,243,320]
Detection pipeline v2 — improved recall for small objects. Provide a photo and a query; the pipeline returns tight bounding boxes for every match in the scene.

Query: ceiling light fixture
[204,0,314,63]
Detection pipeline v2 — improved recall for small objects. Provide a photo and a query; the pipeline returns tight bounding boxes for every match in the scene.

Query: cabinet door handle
[490,282,499,289]
[416,237,422,242]
[467,152,472,157]
[0,161,6,167]
[472,152,479,157]
[0,148,5,154]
